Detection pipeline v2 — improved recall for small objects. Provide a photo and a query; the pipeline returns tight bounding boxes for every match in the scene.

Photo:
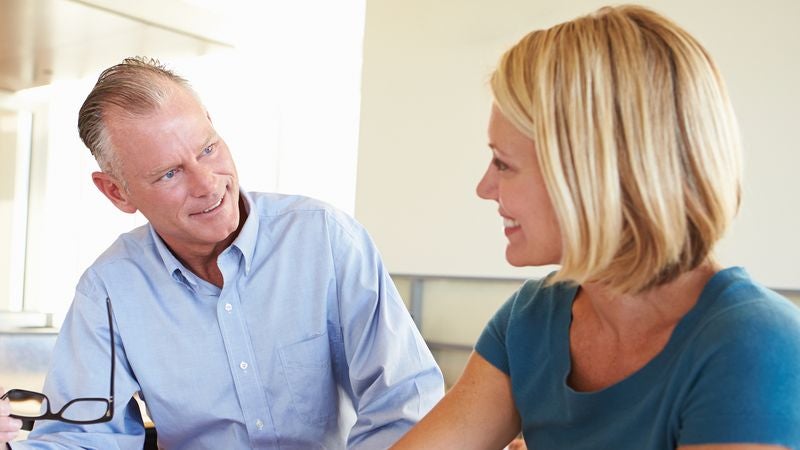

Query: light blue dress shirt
[14,191,444,450]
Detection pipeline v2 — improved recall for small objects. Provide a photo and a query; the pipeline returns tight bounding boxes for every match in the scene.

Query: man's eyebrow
[144,164,175,178]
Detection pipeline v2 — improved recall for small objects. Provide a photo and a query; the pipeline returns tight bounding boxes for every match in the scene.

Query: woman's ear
[92,171,138,214]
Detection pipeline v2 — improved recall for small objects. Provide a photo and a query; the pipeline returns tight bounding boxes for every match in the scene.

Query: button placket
[214,247,279,446]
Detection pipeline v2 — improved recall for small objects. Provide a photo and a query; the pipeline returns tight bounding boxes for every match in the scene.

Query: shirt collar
[231,188,258,275]
[149,224,194,287]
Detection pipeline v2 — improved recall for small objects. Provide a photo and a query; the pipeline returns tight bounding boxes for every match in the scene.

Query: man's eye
[202,145,214,156]
[162,169,176,180]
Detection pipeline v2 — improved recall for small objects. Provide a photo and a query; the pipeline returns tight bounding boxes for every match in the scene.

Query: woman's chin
[504,251,530,267]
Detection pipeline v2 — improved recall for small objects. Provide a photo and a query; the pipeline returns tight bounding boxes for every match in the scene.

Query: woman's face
[476,105,562,267]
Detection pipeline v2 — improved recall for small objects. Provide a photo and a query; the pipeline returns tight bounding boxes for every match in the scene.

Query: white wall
[356,0,800,289]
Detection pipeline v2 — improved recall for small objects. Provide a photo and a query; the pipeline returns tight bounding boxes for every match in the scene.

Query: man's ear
[92,171,138,214]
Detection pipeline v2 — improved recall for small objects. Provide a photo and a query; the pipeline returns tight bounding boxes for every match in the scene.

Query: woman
[392,5,800,450]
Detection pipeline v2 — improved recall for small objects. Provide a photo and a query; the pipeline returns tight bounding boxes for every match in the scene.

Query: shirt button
[255,419,264,430]
[240,361,248,370]
[224,303,233,312]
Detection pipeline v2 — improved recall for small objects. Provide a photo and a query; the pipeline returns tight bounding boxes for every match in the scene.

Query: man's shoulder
[248,191,361,232]
[249,191,336,216]
[75,224,155,296]
[88,224,154,268]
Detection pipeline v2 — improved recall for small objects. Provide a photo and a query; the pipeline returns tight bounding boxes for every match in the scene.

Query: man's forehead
[105,113,216,175]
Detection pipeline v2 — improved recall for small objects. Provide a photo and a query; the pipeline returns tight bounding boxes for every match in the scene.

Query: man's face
[101,87,241,258]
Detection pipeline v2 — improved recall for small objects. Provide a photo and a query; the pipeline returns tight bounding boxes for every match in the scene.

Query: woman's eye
[162,169,176,180]
[202,145,214,156]
[493,157,509,171]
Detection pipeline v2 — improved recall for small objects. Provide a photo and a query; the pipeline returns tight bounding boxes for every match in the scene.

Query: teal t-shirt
[475,267,800,449]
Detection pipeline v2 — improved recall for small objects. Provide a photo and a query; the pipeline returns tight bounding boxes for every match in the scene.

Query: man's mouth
[503,217,520,228]
[201,195,224,214]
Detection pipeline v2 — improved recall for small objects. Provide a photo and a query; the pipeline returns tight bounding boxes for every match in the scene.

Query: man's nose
[189,165,216,196]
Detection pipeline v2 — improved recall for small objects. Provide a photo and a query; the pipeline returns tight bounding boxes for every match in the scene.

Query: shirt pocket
[278,332,337,425]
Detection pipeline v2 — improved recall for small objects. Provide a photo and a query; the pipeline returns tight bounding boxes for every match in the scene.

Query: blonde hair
[491,5,742,294]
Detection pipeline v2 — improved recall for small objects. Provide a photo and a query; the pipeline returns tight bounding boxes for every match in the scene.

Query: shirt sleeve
[475,294,515,375]
[325,211,444,450]
[678,299,800,448]
[12,283,146,450]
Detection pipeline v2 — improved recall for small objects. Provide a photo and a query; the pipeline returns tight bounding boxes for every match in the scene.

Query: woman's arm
[391,351,521,450]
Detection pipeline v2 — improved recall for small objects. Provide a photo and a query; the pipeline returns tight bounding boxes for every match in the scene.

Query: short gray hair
[77,57,196,182]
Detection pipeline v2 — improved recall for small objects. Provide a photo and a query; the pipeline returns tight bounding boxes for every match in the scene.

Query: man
[0,57,443,449]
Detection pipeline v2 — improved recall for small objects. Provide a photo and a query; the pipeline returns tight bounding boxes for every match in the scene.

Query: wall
[356,0,800,289]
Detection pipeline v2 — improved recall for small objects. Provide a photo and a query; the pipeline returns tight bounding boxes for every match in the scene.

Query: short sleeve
[475,294,516,375]
[678,300,800,448]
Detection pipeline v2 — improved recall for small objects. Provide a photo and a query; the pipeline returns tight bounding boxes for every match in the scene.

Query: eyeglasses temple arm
[105,298,115,410]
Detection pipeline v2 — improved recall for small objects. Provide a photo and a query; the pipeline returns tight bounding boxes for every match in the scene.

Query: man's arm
[327,212,444,449]
[8,291,146,449]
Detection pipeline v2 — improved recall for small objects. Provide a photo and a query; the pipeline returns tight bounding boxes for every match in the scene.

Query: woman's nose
[476,167,496,200]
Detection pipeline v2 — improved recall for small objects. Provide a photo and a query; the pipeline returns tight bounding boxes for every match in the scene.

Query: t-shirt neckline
[558,266,747,400]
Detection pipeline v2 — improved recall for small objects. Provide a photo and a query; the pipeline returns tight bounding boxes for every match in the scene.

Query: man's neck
[160,195,248,288]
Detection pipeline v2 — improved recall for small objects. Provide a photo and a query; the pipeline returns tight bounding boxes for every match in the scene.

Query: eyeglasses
[1,298,115,431]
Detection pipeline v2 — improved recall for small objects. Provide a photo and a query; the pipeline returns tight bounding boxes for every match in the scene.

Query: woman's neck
[575,261,720,341]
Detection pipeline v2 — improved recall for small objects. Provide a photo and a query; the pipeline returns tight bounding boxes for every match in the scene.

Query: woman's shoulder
[685,267,800,364]
[696,267,800,339]
[510,273,579,314]
[672,269,800,443]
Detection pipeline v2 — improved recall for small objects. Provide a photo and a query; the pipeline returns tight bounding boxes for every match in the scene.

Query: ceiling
[0,0,232,92]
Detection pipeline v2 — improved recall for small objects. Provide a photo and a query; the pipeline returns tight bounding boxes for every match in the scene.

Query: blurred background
[1,0,798,397]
